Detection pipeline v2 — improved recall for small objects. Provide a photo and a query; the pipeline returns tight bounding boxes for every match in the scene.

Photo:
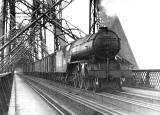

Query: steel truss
[89,0,100,34]
[0,0,86,72]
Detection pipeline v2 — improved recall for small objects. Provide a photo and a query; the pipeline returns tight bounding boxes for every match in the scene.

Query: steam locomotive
[24,27,122,91]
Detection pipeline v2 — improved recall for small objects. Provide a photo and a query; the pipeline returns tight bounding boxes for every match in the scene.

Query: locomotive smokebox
[93,27,120,59]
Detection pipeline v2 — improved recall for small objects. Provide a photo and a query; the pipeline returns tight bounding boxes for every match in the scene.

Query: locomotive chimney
[99,27,108,31]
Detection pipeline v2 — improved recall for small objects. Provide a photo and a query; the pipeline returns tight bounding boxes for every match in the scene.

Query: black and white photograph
[0,0,160,115]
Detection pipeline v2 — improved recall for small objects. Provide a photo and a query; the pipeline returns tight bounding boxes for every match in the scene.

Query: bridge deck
[8,74,60,115]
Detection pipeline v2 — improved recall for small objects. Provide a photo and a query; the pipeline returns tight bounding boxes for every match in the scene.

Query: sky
[61,0,160,69]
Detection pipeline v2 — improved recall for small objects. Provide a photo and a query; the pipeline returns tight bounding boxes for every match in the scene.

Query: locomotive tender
[25,27,121,91]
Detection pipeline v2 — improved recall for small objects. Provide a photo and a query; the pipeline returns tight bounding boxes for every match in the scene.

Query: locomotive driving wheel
[114,78,122,90]
[84,79,89,90]
[92,78,99,92]
[78,76,84,89]
[73,73,78,88]
[73,65,80,88]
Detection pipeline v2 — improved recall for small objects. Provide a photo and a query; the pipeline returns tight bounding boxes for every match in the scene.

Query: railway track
[101,89,160,105]
[24,78,72,115]
[22,75,160,115]
[22,76,133,115]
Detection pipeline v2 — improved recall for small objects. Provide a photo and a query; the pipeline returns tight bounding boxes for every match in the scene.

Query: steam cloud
[100,0,118,17]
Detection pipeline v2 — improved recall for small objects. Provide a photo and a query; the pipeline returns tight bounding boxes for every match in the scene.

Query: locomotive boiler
[70,27,120,60]
[24,27,122,91]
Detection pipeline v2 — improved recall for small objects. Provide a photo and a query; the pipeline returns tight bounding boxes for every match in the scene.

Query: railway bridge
[0,0,160,115]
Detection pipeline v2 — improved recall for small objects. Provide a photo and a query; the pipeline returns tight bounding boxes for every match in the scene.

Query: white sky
[62,0,160,69]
